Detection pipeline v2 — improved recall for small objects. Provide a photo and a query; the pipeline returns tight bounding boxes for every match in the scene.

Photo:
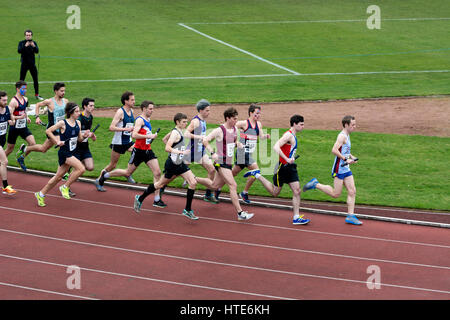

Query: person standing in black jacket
[18,29,43,101]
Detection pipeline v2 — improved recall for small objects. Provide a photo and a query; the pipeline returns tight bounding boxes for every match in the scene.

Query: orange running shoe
[2,185,17,195]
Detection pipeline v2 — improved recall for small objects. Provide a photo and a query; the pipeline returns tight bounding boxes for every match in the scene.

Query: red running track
[0,171,449,300]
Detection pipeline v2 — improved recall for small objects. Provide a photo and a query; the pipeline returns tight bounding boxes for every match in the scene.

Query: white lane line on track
[1,247,449,296]
[1,207,449,271]
[0,254,292,300]
[0,281,98,300]
[178,23,301,75]
[8,190,450,249]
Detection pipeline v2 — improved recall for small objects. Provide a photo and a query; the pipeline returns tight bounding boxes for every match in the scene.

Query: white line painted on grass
[1,69,448,85]
[185,17,450,25]
[178,23,300,75]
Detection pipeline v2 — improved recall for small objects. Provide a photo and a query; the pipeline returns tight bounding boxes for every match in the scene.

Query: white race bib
[226,143,235,158]
[124,123,133,136]
[69,137,77,151]
[16,118,26,129]
[0,122,7,135]
[245,140,257,153]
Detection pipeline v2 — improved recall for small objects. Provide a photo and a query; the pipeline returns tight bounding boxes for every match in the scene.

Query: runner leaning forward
[98,100,166,208]
[134,113,197,219]
[34,102,92,207]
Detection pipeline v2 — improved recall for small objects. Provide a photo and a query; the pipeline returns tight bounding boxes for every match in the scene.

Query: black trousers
[19,63,39,95]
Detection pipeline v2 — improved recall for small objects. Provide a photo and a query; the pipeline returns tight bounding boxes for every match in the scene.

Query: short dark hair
[174,112,187,124]
[224,107,238,120]
[15,80,27,89]
[140,100,154,110]
[342,115,355,127]
[53,82,65,92]
[248,103,261,116]
[0,91,7,99]
[121,91,134,105]
[196,99,210,112]
[65,102,79,118]
[81,97,95,109]
[290,114,304,126]
[24,29,33,35]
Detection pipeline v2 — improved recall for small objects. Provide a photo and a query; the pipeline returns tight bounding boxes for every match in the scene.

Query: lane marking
[1,209,449,270]
[184,17,450,25]
[0,254,291,300]
[6,190,450,248]
[0,281,98,300]
[178,23,300,75]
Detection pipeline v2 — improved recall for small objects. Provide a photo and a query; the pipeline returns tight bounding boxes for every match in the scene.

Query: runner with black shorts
[134,113,198,219]
[0,91,17,195]
[195,107,254,221]
[244,114,310,225]
[4,81,36,166]
[34,102,91,207]
[95,91,136,191]
[16,82,68,171]
[74,97,97,171]
[98,100,166,208]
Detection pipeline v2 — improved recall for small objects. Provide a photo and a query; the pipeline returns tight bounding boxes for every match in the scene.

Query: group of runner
[1,81,362,226]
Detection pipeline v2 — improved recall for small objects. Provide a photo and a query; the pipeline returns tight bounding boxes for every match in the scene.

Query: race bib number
[81,130,89,143]
[145,129,152,145]
[69,137,77,151]
[124,122,133,136]
[0,122,7,135]
[226,143,235,158]
[245,140,257,153]
[16,118,26,129]
[179,146,186,160]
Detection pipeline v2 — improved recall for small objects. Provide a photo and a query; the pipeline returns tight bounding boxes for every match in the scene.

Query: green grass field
[9,117,450,211]
[1,0,449,105]
[1,1,449,211]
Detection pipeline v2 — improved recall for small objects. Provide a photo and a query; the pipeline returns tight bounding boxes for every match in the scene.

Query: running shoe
[94,178,106,192]
[302,178,318,192]
[35,192,46,207]
[182,209,199,220]
[2,185,17,195]
[240,191,251,204]
[59,185,71,199]
[345,214,363,225]
[17,155,27,172]
[214,189,221,203]
[134,195,142,213]
[293,215,310,225]
[153,199,167,208]
[35,95,44,101]
[203,194,219,204]
[16,143,26,158]
[243,169,260,179]
[63,173,70,181]
[238,211,254,221]
[68,189,76,197]
[127,175,136,184]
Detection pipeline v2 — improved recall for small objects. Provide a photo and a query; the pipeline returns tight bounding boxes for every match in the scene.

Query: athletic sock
[255,173,261,179]
[154,194,160,202]
[242,190,248,195]
[139,184,155,203]
[293,214,300,220]
[2,180,8,188]
[39,191,45,198]
[205,189,212,197]
[185,188,195,211]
